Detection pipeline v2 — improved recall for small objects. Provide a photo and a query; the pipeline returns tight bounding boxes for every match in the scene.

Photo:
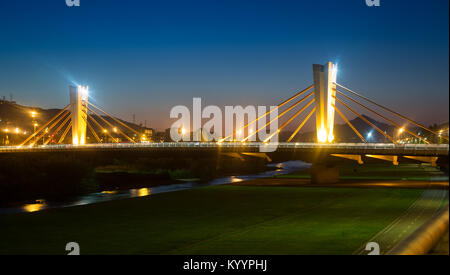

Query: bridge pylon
[69,85,89,145]
[313,62,338,143]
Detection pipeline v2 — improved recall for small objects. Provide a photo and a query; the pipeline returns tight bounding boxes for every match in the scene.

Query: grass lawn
[274,163,446,181]
[0,185,423,255]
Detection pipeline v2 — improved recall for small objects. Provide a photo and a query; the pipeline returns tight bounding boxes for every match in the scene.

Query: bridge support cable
[86,119,102,143]
[241,91,315,142]
[287,107,316,142]
[78,112,102,144]
[334,96,396,143]
[86,106,135,143]
[58,121,72,144]
[332,104,367,143]
[44,112,72,145]
[335,83,448,141]
[220,84,314,142]
[87,102,141,137]
[19,104,71,147]
[264,98,315,142]
[336,90,429,144]
[33,110,71,145]
[86,112,121,143]
[78,113,102,143]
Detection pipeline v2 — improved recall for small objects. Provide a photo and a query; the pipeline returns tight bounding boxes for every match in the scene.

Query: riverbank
[273,163,448,181]
[0,185,425,254]
[0,153,273,206]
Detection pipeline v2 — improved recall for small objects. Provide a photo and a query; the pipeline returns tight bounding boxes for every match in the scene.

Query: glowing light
[72,137,79,145]
[181,128,187,135]
[103,129,108,133]
[30,111,37,118]
[79,85,89,101]
[23,201,47,213]
[101,190,118,195]
[130,188,151,197]
[318,128,327,143]
[138,188,150,197]
[332,64,338,81]
[327,133,334,143]
[399,128,405,134]
[113,127,117,132]
[15,127,20,134]
[230,176,244,183]
[4,128,9,133]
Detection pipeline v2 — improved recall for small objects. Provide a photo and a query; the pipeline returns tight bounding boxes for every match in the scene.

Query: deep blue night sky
[0,0,448,129]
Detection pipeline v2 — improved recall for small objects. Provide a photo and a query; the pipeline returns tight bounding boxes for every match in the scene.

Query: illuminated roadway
[0,142,448,156]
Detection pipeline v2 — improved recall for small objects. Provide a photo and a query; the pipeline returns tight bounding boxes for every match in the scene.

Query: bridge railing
[0,142,448,155]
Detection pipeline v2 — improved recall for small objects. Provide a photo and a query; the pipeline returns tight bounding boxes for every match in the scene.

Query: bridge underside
[2,143,447,184]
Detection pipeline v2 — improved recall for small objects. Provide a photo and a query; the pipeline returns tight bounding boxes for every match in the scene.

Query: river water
[0,160,310,215]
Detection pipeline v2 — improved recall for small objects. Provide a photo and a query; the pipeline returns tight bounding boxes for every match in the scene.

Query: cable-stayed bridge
[1,62,448,171]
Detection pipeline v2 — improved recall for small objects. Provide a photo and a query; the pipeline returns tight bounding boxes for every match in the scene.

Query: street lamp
[30,111,38,144]
[397,127,405,143]
[103,129,108,143]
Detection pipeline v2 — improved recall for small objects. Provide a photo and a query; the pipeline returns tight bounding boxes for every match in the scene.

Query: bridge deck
[0,142,448,156]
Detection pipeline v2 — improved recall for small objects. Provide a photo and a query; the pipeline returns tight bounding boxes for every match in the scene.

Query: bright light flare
[317,128,327,143]
[79,85,89,101]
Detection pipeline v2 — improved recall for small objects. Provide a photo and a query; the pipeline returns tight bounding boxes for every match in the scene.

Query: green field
[274,163,447,181]
[0,185,423,255]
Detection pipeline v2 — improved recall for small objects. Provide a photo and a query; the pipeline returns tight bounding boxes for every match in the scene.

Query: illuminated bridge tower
[69,85,89,145]
[313,62,338,143]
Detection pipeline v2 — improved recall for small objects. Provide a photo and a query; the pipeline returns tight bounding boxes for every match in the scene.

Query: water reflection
[230,176,244,183]
[23,201,47,213]
[2,161,309,215]
[130,188,151,197]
